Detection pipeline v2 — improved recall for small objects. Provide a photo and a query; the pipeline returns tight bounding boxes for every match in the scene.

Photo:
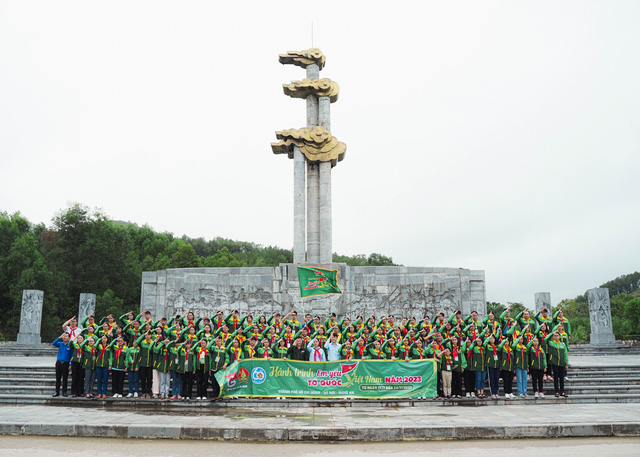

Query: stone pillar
[78,293,96,326]
[305,63,320,264]
[319,162,332,263]
[587,287,616,345]
[293,146,306,264]
[534,292,551,313]
[16,290,43,345]
[318,95,332,264]
[307,163,320,263]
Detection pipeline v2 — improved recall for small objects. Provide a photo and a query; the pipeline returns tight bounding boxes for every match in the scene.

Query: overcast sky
[1,1,639,308]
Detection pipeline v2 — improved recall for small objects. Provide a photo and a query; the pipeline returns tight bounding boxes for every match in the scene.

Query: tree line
[1,205,637,343]
[0,205,396,341]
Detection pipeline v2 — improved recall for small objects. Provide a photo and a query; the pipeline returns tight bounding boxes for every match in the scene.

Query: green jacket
[207,343,229,371]
[526,341,547,370]
[125,347,140,371]
[498,339,515,372]
[136,336,156,368]
[512,341,529,369]
[109,342,128,370]
[94,342,111,368]
[466,341,487,372]
[484,340,500,369]
[153,342,173,372]
[544,335,569,367]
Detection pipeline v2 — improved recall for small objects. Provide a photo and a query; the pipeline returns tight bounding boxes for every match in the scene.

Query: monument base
[16,333,41,346]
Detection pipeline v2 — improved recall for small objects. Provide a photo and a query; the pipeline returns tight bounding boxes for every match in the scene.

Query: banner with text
[297,266,342,298]
[214,358,437,399]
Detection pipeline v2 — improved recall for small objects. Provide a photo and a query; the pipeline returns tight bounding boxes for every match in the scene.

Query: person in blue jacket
[51,332,72,397]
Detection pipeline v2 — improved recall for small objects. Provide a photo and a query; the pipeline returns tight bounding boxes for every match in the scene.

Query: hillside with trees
[0,205,396,341]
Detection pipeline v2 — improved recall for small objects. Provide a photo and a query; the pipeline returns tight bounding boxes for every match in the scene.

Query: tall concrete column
[305,63,320,263]
[293,146,306,264]
[318,95,332,263]
[307,163,320,263]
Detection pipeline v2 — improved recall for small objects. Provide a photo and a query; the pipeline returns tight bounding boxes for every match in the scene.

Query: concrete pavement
[0,402,638,440]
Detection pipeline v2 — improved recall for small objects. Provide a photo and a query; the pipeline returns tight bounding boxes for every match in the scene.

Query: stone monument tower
[271,49,346,264]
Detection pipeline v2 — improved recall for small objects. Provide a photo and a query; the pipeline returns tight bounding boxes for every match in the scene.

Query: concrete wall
[141,264,486,319]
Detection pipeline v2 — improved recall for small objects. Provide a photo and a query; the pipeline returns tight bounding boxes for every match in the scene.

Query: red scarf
[313,348,322,361]
[99,344,107,360]
[262,348,270,359]
[115,346,124,360]
[344,349,352,360]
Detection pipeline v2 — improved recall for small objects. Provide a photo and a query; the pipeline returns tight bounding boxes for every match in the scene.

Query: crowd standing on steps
[54,306,572,401]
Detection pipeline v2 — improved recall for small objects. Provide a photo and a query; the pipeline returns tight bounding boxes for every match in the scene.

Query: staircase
[0,357,639,406]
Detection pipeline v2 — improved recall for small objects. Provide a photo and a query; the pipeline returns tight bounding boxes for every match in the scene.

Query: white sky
[1,1,639,308]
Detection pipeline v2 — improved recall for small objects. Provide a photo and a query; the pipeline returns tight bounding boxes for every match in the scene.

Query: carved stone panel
[78,293,96,326]
[587,287,615,345]
[141,266,486,322]
[17,289,43,345]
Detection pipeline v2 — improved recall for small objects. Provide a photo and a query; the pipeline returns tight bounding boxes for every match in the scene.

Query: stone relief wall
[587,287,615,345]
[17,289,43,345]
[78,293,96,325]
[534,292,551,313]
[141,265,486,319]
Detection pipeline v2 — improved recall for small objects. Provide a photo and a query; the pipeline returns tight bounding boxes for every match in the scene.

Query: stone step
[4,384,639,397]
[0,393,639,408]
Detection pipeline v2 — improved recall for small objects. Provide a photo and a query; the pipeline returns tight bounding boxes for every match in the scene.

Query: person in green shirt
[125,340,140,398]
[153,338,173,399]
[498,337,515,398]
[527,337,547,398]
[207,335,228,400]
[544,332,570,397]
[94,335,111,399]
[80,336,97,398]
[513,336,529,397]
[193,339,212,400]
[467,337,487,398]
[365,340,386,360]
[136,332,156,398]
[441,347,460,399]
[109,337,128,397]
[69,334,85,397]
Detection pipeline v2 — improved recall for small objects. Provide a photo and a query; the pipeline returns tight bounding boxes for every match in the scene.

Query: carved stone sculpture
[17,289,44,345]
[283,78,339,103]
[271,126,346,166]
[534,292,551,313]
[78,293,96,326]
[587,287,615,345]
[279,48,326,70]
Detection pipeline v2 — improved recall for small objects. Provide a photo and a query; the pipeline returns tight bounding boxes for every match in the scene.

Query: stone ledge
[0,422,638,441]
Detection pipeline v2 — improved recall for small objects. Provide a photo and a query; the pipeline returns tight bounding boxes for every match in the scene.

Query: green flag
[297,266,342,298]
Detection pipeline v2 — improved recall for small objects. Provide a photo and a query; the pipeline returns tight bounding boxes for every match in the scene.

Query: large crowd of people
[50,307,572,401]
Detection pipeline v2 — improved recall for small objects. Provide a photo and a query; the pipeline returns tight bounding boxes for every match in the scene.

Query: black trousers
[452,371,463,396]
[195,368,209,398]
[551,365,565,393]
[437,371,443,397]
[463,369,475,394]
[71,362,84,396]
[501,369,514,394]
[55,361,69,394]
[112,370,125,395]
[139,366,153,394]
[182,371,194,398]
[211,370,221,398]
[531,368,544,393]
